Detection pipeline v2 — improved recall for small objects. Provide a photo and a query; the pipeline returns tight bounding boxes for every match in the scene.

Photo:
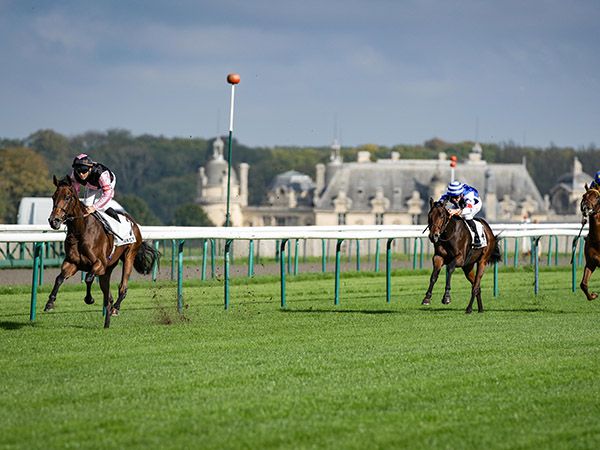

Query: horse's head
[581,184,600,219]
[428,197,451,243]
[48,175,78,230]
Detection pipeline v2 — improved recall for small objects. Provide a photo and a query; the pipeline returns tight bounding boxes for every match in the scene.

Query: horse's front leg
[98,273,113,329]
[422,255,444,305]
[442,260,457,305]
[580,263,598,301]
[44,261,78,311]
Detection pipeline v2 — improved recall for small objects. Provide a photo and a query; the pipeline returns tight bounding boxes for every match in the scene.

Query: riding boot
[466,219,482,248]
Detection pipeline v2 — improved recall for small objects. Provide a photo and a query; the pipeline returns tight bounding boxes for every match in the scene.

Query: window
[338,213,346,225]
[375,213,384,225]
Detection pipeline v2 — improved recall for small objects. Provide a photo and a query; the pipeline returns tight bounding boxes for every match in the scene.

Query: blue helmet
[447,181,465,196]
[595,171,600,185]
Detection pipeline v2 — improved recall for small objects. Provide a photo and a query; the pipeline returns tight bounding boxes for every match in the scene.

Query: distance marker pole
[225,73,240,227]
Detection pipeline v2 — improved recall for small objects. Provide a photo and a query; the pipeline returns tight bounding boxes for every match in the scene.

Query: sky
[1,0,599,149]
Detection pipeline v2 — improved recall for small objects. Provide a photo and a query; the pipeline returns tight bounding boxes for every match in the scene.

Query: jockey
[439,180,483,247]
[590,171,600,190]
[70,153,117,218]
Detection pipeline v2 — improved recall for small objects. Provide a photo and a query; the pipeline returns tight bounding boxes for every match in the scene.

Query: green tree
[117,194,162,225]
[173,204,214,226]
[0,147,54,223]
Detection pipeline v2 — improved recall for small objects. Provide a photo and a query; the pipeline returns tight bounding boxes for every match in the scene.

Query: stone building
[196,138,550,227]
[548,157,592,219]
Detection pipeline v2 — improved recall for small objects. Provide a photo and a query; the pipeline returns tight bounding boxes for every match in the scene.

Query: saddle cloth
[468,219,488,249]
[93,210,137,246]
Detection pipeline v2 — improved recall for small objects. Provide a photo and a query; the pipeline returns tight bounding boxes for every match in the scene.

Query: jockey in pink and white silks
[70,154,116,217]
[438,180,483,247]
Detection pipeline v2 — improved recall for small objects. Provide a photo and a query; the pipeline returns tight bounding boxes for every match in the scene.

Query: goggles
[74,165,92,174]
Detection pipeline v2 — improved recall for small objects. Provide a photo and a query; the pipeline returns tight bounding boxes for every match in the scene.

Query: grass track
[1,268,600,449]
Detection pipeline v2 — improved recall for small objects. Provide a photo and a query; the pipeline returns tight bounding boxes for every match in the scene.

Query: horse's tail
[134,241,160,275]
[488,235,502,265]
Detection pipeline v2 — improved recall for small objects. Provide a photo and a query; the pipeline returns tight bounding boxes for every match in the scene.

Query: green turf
[1,268,600,449]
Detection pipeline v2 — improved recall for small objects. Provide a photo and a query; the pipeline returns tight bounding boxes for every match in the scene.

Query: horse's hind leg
[423,255,444,305]
[113,252,135,315]
[98,273,113,328]
[467,263,486,314]
[44,261,78,311]
[580,263,598,301]
[83,273,95,305]
[442,261,457,305]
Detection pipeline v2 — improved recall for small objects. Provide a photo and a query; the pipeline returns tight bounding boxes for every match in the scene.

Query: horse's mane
[56,175,73,188]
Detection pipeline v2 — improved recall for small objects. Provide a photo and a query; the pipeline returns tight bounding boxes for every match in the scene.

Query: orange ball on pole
[227,73,241,85]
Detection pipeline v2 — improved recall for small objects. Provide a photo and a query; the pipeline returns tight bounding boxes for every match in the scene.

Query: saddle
[462,218,487,249]
[92,208,137,246]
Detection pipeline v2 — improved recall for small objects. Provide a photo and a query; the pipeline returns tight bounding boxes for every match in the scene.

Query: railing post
[321,239,327,273]
[280,239,288,308]
[334,239,344,306]
[374,239,380,273]
[533,237,541,295]
[419,237,424,269]
[356,239,361,272]
[493,259,499,297]
[210,239,216,279]
[248,240,255,277]
[413,238,418,270]
[514,238,519,268]
[38,243,45,286]
[293,239,299,276]
[177,240,184,313]
[30,242,42,321]
[201,239,208,281]
[224,239,233,310]
[152,240,160,282]
[386,238,394,304]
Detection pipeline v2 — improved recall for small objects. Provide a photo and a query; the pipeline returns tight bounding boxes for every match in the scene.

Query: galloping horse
[46,175,159,328]
[579,185,600,300]
[422,198,501,313]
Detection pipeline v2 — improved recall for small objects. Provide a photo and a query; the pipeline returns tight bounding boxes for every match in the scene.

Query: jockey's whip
[570,217,587,265]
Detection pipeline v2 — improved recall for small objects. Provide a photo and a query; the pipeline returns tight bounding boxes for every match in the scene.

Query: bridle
[51,190,85,223]
[429,203,454,241]
[582,188,600,218]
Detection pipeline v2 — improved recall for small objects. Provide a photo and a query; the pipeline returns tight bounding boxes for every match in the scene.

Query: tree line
[0,129,598,224]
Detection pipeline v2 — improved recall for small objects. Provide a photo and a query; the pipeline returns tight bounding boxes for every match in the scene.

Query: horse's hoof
[84,296,95,305]
[111,309,119,317]
[465,309,472,314]
[43,303,54,312]
[421,298,431,306]
[441,297,451,305]
[590,293,598,301]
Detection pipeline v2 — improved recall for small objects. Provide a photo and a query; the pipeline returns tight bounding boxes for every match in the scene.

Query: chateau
[196,138,589,227]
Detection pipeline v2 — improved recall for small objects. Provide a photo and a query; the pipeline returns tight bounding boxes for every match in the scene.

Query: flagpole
[225,73,240,227]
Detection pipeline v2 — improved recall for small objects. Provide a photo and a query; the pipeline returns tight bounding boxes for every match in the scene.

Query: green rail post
[547,236,553,266]
[419,238,424,269]
[386,238,394,304]
[321,239,327,273]
[514,238,519,268]
[356,239,361,272]
[30,242,42,321]
[177,240,184,313]
[578,239,584,266]
[572,236,577,292]
[293,239,299,275]
[152,240,160,282]
[554,235,559,266]
[413,238,418,270]
[374,239,380,273]
[248,240,255,277]
[334,239,344,306]
[170,239,176,281]
[201,239,208,281]
[275,239,280,263]
[503,238,508,266]
[38,242,45,286]
[210,239,216,279]
[280,239,288,308]
[287,241,292,274]
[493,258,499,297]
[533,237,541,295]
[224,239,233,310]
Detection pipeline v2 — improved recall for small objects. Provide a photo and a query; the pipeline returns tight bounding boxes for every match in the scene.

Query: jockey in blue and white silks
[590,171,600,190]
[439,180,483,247]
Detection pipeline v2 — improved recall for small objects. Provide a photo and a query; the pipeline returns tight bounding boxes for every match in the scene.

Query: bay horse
[422,198,501,313]
[46,175,159,328]
[579,184,600,300]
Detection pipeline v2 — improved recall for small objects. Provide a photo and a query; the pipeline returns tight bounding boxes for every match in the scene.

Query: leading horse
[579,185,600,300]
[46,175,159,328]
[422,198,501,313]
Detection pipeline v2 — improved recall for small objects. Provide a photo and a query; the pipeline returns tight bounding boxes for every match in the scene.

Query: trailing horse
[46,175,159,328]
[423,198,501,313]
[579,185,600,300]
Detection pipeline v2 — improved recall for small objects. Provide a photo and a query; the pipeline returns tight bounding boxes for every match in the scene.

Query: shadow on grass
[281,308,406,315]
[0,321,34,330]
